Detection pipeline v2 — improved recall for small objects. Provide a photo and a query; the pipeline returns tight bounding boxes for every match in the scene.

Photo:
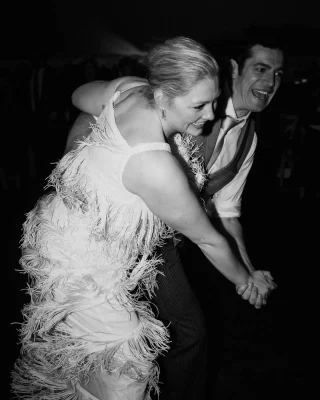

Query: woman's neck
[154,106,177,140]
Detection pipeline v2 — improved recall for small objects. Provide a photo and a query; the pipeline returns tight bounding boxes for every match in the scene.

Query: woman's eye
[195,105,204,110]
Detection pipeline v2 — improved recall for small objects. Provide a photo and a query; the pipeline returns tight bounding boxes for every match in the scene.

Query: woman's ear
[154,89,167,110]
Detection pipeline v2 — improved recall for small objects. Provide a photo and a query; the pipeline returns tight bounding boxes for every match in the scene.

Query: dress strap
[112,83,149,107]
[112,90,121,106]
[119,82,148,95]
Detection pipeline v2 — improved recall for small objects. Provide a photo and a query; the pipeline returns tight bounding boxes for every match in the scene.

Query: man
[152,39,283,400]
[63,39,282,399]
[194,40,284,275]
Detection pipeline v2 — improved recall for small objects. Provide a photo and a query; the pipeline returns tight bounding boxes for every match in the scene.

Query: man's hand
[236,270,277,309]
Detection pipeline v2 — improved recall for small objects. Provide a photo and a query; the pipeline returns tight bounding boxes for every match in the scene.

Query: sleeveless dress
[12,89,174,400]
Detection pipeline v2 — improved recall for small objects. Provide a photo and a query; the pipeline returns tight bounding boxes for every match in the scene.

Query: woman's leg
[78,369,148,400]
[68,298,160,400]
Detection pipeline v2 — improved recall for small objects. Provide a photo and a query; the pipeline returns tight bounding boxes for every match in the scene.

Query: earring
[161,109,166,120]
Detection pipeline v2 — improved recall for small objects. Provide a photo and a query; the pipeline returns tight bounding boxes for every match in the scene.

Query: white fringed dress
[12,90,175,400]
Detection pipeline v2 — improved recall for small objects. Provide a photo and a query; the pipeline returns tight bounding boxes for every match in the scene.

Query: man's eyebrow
[253,62,284,72]
[253,62,271,69]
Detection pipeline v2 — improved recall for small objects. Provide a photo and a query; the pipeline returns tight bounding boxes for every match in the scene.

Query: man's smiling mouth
[252,89,271,100]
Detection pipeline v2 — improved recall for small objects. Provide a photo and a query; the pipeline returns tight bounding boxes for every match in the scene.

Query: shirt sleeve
[210,133,257,218]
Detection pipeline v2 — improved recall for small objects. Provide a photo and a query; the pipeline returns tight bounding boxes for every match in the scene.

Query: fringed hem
[12,309,169,400]
[11,365,159,400]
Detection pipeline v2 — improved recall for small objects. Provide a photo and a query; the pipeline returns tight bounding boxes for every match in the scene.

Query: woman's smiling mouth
[192,121,205,128]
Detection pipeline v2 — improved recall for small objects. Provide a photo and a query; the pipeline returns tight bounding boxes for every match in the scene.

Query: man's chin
[250,97,270,112]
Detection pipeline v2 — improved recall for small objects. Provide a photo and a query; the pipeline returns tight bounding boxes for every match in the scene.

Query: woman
[12,37,275,400]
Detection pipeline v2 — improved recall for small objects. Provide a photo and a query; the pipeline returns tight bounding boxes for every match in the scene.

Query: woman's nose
[204,104,214,121]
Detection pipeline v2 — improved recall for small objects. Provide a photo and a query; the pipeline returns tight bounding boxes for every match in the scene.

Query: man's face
[231,45,284,117]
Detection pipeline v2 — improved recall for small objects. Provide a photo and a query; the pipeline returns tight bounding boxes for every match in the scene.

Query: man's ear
[230,59,239,79]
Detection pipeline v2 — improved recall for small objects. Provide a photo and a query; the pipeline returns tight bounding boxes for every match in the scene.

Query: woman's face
[166,77,220,136]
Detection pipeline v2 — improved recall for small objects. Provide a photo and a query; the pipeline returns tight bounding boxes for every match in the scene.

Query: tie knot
[223,116,240,132]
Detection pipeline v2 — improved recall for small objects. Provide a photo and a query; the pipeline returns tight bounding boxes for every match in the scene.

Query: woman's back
[48,81,172,257]
[72,76,166,149]
[113,79,165,147]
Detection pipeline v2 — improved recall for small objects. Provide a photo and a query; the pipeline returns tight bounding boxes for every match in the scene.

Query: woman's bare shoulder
[123,148,185,195]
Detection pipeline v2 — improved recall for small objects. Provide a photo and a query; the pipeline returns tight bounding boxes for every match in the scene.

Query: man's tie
[207,116,241,172]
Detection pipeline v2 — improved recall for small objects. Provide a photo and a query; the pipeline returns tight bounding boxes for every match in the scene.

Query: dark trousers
[152,239,207,400]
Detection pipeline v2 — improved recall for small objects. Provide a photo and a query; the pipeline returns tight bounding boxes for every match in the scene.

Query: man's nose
[265,72,275,88]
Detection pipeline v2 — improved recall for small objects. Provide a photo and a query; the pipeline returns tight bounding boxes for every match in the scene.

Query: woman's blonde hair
[146,36,219,105]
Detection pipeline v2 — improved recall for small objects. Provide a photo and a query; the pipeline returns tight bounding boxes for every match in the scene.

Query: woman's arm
[71,80,119,117]
[71,77,148,117]
[64,112,95,155]
[123,150,271,297]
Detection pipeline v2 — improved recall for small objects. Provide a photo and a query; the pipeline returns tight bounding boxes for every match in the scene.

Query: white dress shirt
[208,98,257,218]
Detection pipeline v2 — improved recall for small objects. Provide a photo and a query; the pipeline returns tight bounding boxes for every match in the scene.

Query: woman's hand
[236,271,277,309]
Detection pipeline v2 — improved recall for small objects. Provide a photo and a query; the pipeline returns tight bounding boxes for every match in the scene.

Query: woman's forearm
[197,237,250,287]
[71,81,110,117]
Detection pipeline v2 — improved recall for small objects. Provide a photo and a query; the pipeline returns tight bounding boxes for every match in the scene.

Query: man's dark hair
[234,41,285,75]
[213,29,287,96]
[229,28,286,75]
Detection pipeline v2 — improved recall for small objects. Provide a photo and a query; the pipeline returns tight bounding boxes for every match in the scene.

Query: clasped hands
[236,271,277,309]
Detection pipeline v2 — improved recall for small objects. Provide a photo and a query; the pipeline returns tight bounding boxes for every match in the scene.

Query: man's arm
[219,216,276,289]
[64,112,95,155]
[207,134,257,273]
[219,216,255,273]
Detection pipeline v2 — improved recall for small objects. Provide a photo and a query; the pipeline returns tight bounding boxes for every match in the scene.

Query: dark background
[2,0,320,59]
[3,1,317,398]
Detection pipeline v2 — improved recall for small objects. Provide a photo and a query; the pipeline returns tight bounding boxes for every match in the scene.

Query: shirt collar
[225,97,251,123]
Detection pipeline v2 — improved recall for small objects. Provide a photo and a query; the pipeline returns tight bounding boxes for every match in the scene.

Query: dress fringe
[12,114,174,399]
[171,133,207,191]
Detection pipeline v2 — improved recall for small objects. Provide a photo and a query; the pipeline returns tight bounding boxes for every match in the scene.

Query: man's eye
[256,67,265,73]
[276,71,283,79]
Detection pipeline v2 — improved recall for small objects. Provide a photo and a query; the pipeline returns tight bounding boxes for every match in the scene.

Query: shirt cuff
[210,199,241,218]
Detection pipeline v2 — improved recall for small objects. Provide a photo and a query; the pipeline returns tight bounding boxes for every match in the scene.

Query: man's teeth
[252,89,270,100]
[193,122,204,126]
